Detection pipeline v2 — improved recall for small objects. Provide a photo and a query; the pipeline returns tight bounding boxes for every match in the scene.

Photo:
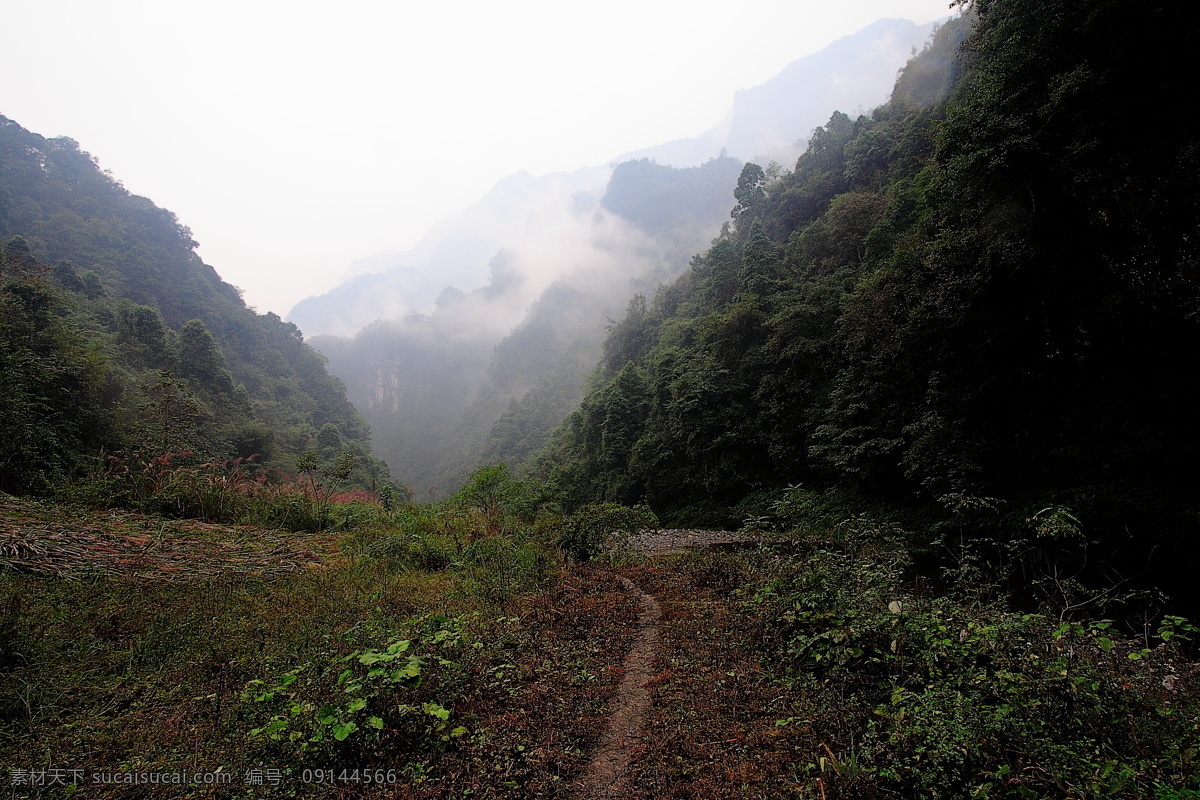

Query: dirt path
[570,531,789,797]
[572,574,662,799]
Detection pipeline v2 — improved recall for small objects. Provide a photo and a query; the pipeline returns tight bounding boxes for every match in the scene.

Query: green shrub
[745,483,861,532]
[558,502,658,561]
[453,464,563,535]
[762,519,1200,799]
[860,610,1200,799]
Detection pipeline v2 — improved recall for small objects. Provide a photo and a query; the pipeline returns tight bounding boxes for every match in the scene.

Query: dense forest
[0,117,391,501]
[536,0,1200,596]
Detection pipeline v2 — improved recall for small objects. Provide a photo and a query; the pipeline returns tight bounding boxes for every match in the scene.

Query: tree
[737,219,779,296]
[138,371,207,454]
[732,163,767,232]
[0,274,108,491]
[704,238,740,306]
[601,362,648,471]
[0,236,38,278]
[316,422,343,453]
[177,319,235,397]
[117,303,174,369]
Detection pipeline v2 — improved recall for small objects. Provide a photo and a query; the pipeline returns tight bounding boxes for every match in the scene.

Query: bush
[744,483,861,532]
[558,502,658,561]
[860,609,1200,799]
[761,520,1200,799]
[453,464,562,536]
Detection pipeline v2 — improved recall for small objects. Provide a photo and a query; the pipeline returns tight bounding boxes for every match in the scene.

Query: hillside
[0,116,390,494]
[536,1,1200,596]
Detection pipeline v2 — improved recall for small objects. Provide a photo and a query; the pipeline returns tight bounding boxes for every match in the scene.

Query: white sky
[1,0,953,317]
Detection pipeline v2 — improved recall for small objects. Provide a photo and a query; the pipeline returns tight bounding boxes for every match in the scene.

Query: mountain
[428,155,749,492]
[288,167,610,338]
[288,18,941,498]
[620,18,940,169]
[535,0,1200,609]
[310,155,744,496]
[288,18,940,342]
[0,115,390,493]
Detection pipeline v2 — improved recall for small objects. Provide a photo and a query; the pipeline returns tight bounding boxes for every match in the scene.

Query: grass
[3,489,1199,799]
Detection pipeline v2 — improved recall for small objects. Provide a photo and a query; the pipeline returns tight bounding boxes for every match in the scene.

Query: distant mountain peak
[619,17,940,169]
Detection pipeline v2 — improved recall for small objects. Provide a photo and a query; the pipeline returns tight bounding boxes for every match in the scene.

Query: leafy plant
[244,619,471,760]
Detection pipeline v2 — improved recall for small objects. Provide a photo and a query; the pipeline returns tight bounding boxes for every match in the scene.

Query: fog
[287,166,613,338]
[289,15,947,491]
[0,0,953,317]
[308,187,685,494]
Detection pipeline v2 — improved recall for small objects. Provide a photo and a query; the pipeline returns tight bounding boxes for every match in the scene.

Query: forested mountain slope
[0,117,389,492]
[537,0,1200,572]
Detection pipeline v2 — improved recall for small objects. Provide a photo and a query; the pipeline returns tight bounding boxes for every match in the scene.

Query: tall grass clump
[348,465,559,607]
[65,446,397,532]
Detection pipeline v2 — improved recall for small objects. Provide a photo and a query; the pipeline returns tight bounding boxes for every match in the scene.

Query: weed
[244,617,472,762]
[457,536,551,605]
[759,517,1200,799]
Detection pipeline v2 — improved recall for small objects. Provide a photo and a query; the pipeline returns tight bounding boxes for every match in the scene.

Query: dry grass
[0,494,337,581]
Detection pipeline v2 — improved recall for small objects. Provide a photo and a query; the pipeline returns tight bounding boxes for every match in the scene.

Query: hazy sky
[1,0,953,317]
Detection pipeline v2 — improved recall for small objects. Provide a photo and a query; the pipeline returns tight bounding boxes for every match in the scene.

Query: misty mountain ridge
[289,166,609,338]
[309,155,745,495]
[287,17,939,341]
[293,17,944,497]
[621,18,939,169]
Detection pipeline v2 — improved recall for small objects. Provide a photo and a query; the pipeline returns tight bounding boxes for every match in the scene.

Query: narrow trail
[572,574,662,799]
[572,530,777,797]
